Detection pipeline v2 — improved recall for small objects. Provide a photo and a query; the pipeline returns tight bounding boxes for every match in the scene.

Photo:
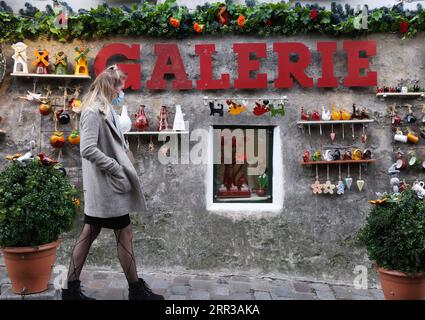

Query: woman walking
[61,65,164,300]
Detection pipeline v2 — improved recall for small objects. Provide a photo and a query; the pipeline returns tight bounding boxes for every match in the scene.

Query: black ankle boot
[128,278,164,300]
[61,280,96,300]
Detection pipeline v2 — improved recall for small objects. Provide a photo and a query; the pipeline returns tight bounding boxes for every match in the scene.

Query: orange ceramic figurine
[331,104,341,120]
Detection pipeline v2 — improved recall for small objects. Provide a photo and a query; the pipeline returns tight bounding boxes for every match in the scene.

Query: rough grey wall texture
[1,34,424,284]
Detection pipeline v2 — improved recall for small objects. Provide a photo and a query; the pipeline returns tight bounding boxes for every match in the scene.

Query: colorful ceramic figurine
[54,51,68,75]
[12,42,28,74]
[253,102,269,116]
[343,150,352,160]
[74,47,90,76]
[405,105,417,123]
[312,150,322,161]
[311,110,321,121]
[302,150,310,162]
[331,104,341,120]
[135,105,149,131]
[33,49,49,74]
[341,108,351,120]
[353,149,363,160]
[209,102,224,117]
[321,106,331,121]
[301,107,310,120]
[269,103,285,117]
[227,100,246,115]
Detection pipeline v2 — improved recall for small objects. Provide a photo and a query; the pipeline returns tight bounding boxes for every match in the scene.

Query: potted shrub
[358,189,425,300]
[0,154,79,294]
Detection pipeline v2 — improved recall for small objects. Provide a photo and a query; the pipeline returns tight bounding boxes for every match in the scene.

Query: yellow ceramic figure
[341,108,351,120]
[228,102,247,115]
[353,148,362,160]
[331,104,341,120]
[74,47,90,76]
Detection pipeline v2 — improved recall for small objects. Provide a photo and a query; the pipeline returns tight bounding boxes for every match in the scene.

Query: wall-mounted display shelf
[376,92,424,100]
[300,159,376,165]
[124,121,189,136]
[11,73,91,79]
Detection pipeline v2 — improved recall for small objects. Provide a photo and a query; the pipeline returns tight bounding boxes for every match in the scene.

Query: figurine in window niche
[209,102,224,117]
[33,49,49,74]
[54,51,69,75]
[74,47,90,76]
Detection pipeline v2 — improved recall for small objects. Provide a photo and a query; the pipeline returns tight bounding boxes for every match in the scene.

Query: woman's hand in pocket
[106,165,132,193]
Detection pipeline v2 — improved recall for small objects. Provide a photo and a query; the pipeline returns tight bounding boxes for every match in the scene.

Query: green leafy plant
[257,173,268,189]
[357,190,425,274]
[0,158,79,247]
[1,0,425,42]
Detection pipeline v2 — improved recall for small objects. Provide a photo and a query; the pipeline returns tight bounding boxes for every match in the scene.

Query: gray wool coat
[79,100,147,218]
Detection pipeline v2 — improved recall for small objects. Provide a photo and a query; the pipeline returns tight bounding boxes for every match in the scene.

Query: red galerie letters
[93,41,377,90]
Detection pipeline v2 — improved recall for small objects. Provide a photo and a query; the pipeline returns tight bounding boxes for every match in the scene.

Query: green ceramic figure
[54,51,68,75]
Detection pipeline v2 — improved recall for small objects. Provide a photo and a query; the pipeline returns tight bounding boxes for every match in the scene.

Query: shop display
[33,49,49,74]
[12,42,28,74]
[50,131,65,148]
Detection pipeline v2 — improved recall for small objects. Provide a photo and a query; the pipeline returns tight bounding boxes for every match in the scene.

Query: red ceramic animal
[253,102,269,116]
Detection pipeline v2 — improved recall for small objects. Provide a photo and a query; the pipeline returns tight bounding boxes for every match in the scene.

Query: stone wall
[1,33,424,284]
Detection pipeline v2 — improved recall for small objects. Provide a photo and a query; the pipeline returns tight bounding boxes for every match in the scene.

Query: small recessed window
[212,125,274,203]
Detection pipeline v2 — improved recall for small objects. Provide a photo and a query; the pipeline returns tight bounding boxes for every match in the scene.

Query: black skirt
[84,213,130,229]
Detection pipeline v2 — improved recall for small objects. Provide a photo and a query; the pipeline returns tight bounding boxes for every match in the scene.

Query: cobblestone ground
[0,264,384,300]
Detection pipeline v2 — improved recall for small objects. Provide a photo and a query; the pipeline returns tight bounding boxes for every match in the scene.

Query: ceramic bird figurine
[17,151,33,162]
[331,104,341,120]
[38,152,59,166]
[4,153,22,160]
[321,106,331,121]
[301,107,310,120]
[311,110,321,121]
[341,108,351,120]
[253,102,269,116]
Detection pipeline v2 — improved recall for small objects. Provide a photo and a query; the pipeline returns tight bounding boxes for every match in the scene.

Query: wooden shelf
[301,159,376,165]
[297,119,374,125]
[11,73,91,79]
[376,92,424,100]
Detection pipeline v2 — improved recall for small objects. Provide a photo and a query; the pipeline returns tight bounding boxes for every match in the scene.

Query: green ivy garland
[0,0,424,43]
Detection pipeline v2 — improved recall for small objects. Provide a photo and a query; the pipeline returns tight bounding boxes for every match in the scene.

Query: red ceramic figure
[253,102,269,116]
[135,105,149,131]
[303,150,310,162]
[311,110,321,121]
[157,106,170,131]
[301,107,310,120]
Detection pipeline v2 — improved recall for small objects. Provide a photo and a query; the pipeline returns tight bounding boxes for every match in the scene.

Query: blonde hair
[82,65,127,120]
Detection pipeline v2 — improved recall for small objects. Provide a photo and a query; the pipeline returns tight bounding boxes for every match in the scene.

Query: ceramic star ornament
[322,180,336,194]
[311,180,323,194]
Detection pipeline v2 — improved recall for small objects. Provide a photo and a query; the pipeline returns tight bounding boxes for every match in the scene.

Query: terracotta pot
[378,267,425,300]
[1,240,61,294]
[256,188,267,197]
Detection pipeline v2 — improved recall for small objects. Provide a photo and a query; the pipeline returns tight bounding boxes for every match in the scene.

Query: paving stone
[292,281,311,293]
[229,281,252,293]
[310,283,336,300]
[151,279,169,290]
[171,285,190,295]
[86,279,108,290]
[212,284,230,296]
[93,272,110,280]
[272,284,296,298]
[108,277,128,289]
[98,288,126,300]
[194,275,213,280]
[189,279,213,290]
[351,294,375,300]
[230,275,251,282]
[295,292,316,300]
[254,291,272,300]
[351,288,372,297]
[370,288,385,300]
[251,280,272,291]
[332,285,353,299]
[217,277,229,284]
[226,293,254,300]
[173,276,191,285]
[190,290,210,300]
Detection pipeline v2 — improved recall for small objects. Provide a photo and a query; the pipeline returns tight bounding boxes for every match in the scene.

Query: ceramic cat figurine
[321,106,331,121]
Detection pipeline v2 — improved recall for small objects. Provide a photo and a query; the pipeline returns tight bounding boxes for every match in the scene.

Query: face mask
[111,90,125,105]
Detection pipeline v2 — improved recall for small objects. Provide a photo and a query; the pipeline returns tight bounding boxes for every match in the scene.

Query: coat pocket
[106,165,132,194]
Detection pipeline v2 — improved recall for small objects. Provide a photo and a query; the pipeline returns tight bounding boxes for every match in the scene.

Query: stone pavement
[0,265,384,300]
